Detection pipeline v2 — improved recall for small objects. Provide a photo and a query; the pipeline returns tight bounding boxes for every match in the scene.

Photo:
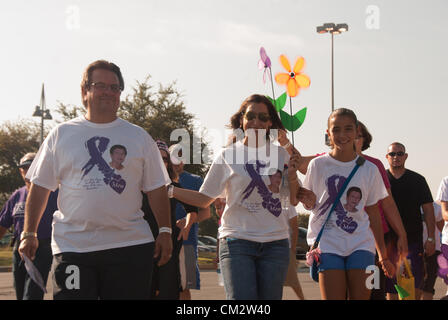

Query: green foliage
[297,212,310,229]
[0,120,41,208]
[55,102,86,122]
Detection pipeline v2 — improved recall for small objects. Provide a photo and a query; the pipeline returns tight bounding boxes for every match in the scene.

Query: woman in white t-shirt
[167,94,315,300]
[303,108,395,300]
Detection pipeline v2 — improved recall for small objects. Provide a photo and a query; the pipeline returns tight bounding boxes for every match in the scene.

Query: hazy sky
[1,0,447,198]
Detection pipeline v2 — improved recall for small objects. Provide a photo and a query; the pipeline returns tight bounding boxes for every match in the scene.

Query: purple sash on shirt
[241,160,282,217]
[317,174,357,234]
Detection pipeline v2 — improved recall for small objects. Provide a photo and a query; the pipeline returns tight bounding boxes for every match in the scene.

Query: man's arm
[380,189,408,257]
[422,202,436,256]
[18,183,51,260]
[437,219,445,233]
[146,185,172,266]
[172,187,215,208]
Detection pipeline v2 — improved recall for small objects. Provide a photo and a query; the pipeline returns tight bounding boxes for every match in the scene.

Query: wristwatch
[427,237,435,243]
[20,231,37,241]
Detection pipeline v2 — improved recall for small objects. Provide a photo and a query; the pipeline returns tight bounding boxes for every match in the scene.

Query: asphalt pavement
[0,261,446,300]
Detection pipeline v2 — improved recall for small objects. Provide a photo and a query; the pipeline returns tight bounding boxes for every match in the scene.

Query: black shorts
[52,242,154,300]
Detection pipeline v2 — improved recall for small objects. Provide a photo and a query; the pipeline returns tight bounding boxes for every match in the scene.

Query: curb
[0,266,12,273]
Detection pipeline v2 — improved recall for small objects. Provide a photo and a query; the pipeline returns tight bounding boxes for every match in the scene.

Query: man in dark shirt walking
[386,142,435,300]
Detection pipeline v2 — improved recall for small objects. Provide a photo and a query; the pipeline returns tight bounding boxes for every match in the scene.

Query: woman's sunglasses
[243,111,271,122]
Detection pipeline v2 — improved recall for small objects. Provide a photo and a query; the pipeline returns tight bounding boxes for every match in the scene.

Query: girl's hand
[380,259,396,278]
[288,154,301,173]
[297,187,316,210]
[277,129,289,146]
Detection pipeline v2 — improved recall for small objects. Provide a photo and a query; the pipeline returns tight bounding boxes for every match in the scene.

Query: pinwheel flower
[258,47,271,83]
[275,55,310,97]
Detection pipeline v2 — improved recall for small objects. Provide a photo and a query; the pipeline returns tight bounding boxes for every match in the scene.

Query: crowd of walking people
[0,59,447,300]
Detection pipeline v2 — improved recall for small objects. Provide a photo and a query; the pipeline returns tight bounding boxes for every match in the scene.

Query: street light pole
[32,83,52,146]
[331,31,334,112]
[316,22,348,144]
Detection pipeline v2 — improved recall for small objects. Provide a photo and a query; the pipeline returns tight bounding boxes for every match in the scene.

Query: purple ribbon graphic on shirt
[81,136,126,194]
[317,174,357,234]
[241,160,282,217]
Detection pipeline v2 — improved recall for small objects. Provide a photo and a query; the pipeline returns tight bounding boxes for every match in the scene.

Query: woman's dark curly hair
[226,94,285,145]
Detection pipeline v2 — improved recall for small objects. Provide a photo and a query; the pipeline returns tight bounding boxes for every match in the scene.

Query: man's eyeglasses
[90,82,122,93]
[243,111,271,122]
[388,151,405,157]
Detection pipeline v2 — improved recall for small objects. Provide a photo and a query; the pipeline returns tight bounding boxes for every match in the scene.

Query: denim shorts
[318,250,375,272]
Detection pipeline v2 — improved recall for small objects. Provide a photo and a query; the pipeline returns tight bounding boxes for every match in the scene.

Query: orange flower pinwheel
[275,55,310,97]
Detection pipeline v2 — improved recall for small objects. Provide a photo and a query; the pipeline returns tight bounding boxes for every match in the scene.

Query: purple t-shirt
[0,186,58,240]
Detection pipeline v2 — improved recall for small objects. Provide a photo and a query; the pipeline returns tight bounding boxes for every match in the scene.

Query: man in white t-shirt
[18,60,172,299]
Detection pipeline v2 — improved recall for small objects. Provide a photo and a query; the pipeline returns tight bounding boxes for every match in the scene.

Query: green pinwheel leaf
[266,92,287,112]
[274,92,287,111]
[394,284,410,299]
[294,107,307,124]
[280,107,307,132]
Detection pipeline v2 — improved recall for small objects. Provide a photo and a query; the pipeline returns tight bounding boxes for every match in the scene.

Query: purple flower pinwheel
[258,47,272,83]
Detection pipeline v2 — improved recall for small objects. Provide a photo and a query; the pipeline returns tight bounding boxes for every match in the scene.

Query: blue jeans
[219,238,289,300]
[12,238,52,300]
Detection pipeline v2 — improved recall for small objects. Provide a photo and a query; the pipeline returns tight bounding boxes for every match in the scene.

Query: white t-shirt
[303,154,388,256]
[199,140,292,243]
[436,176,448,245]
[422,202,443,251]
[27,116,170,254]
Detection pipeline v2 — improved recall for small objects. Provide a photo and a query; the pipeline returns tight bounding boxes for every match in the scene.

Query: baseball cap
[18,152,36,168]
[155,140,169,153]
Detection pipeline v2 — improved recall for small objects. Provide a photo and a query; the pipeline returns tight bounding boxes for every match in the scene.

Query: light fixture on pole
[316,22,348,145]
[32,83,52,145]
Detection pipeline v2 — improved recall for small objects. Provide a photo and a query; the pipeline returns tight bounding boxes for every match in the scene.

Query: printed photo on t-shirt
[268,170,282,194]
[109,144,127,170]
[344,187,362,213]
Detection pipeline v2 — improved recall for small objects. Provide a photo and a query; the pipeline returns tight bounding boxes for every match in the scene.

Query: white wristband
[159,227,172,234]
[282,142,292,149]
[167,184,174,198]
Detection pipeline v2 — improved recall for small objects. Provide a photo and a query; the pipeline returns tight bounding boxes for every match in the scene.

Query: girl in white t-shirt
[167,94,315,300]
[303,108,395,300]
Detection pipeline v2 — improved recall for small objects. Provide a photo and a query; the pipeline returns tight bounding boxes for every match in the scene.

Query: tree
[0,120,41,208]
[55,75,210,177]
